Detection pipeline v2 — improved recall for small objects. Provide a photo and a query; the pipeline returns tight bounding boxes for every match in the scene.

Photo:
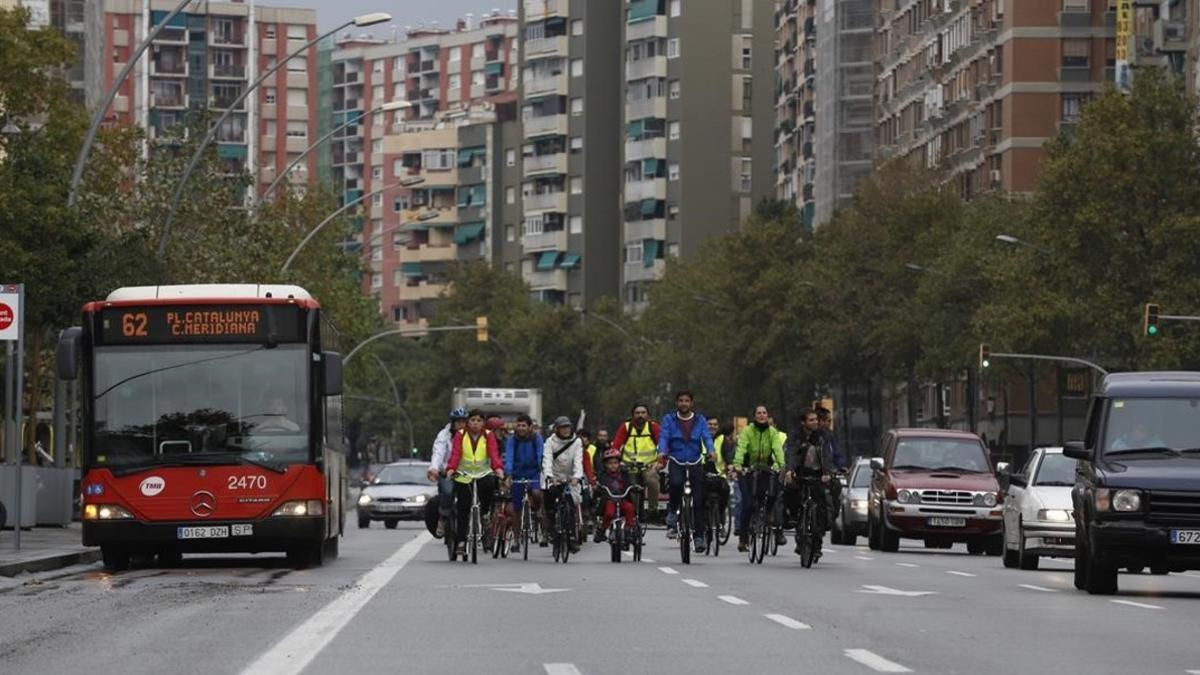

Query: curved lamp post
[68,0,197,207]
[260,100,411,204]
[280,178,408,273]
[157,11,391,257]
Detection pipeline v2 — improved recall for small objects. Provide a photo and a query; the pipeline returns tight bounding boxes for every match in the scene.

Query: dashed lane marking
[1110,599,1164,610]
[658,566,679,575]
[681,578,709,588]
[844,649,913,673]
[896,563,919,568]
[544,664,583,675]
[765,613,811,630]
[1018,584,1058,593]
[946,570,977,577]
[718,595,749,605]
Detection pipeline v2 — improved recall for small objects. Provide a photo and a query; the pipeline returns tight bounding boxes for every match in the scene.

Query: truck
[451,388,543,426]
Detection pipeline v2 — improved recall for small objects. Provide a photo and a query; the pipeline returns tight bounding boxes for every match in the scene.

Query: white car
[357,462,437,529]
[1002,447,1077,570]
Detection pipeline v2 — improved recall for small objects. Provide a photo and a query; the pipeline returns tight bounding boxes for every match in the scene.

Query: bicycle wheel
[799,502,815,569]
[559,502,572,564]
[521,508,531,561]
[748,512,761,564]
[610,523,622,563]
[445,517,457,561]
[679,496,692,565]
[632,518,643,561]
[755,504,769,564]
[719,498,733,546]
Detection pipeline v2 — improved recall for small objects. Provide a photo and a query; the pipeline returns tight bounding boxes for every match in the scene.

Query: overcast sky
[260,0,515,36]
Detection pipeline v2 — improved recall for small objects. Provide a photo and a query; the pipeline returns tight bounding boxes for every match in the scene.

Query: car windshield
[1034,453,1077,486]
[1103,398,1200,456]
[892,439,989,472]
[373,466,427,485]
[92,344,309,469]
[851,465,872,487]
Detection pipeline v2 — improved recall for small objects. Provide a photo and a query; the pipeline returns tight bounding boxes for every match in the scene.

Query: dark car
[867,429,1004,555]
[1067,372,1200,595]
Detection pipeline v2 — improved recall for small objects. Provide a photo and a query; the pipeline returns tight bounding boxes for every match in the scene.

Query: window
[286,25,306,39]
[570,177,582,194]
[264,25,276,39]
[740,36,752,69]
[669,121,681,140]
[669,80,680,99]
[372,59,383,73]
[393,196,409,212]
[372,166,382,180]
[670,0,681,16]
[506,187,516,204]
[571,59,584,77]
[264,87,276,104]
[571,19,584,36]
[423,149,455,170]
[371,273,382,289]
[1062,0,1087,10]
[473,43,486,59]
[506,149,516,166]
[450,46,462,62]
[449,73,461,90]
[570,215,583,234]
[570,98,584,116]
[287,56,307,73]
[372,85,384,101]
[266,56,277,70]
[372,138,382,154]
[571,136,583,152]
[741,116,753,140]
[1063,38,1089,68]
[667,38,680,59]
[739,157,752,192]
[286,121,307,138]
[1062,94,1086,122]
[472,70,485,88]
[264,120,276,137]
[393,159,404,175]
[505,225,515,242]
[372,193,383,207]
[287,88,306,106]
[669,163,680,181]
[667,243,680,258]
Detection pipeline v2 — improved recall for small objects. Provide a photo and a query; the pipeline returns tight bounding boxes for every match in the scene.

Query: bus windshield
[92,344,310,470]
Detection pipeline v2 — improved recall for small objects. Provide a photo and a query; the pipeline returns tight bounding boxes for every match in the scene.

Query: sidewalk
[0,523,99,577]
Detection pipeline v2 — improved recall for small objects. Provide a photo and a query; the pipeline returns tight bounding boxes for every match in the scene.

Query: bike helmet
[449,407,468,421]
[602,447,622,461]
[485,417,506,431]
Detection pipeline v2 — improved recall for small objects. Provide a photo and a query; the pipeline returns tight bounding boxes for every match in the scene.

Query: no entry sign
[0,292,18,340]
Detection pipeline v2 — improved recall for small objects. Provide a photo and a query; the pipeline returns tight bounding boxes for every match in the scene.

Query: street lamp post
[280,178,408,273]
[259,100,411,204]
[157,11,391,257]
[68,0,197,207]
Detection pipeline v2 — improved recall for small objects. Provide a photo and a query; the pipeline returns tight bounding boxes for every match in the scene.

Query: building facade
[620,0,775,308]
[84,1,318,193]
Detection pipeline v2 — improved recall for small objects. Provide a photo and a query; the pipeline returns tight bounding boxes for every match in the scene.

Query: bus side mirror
[323,352,343,396]
[56,327,82,381]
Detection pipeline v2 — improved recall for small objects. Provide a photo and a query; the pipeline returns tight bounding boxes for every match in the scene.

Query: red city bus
[56,284,347,570]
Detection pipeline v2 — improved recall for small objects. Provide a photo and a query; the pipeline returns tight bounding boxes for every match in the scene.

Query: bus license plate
[1171,529,1200,544]
[178,526,229,539]
[927,517,966,528]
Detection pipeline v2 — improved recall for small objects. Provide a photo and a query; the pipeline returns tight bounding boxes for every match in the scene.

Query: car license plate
[375,503,402,512]
[927,517,967,528]
[177,526,229,539]
[1171,529,1200,544]
[231,524,253,537]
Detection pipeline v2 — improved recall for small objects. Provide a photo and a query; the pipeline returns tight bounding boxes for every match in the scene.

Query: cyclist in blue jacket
[504,414,543,553]
[658,390,716,552]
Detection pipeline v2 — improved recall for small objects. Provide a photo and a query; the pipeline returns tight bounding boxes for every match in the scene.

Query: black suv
[1067,372,1200,594]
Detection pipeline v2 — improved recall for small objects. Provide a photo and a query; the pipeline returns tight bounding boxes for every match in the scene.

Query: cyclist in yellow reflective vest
[446,409,505,556]
[611,403,662,521]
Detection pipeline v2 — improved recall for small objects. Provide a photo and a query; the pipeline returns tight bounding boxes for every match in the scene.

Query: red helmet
[485,417,505,431]
[602,448,622,461]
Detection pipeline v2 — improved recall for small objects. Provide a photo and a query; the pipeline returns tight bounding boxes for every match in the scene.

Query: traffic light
[979,343,991,370]
[475,315,489,342]
[411,447,419,458]
[1143,303,1160,337]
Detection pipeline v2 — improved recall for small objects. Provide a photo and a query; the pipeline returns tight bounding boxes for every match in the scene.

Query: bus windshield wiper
[1106,446,1180,457]
[110,451,287,476]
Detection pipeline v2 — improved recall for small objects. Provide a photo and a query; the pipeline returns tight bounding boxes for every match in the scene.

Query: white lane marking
[856,585,936,597]
[718,595,749,605]
[946,570,976,577]
[823,547,838,554]
[544,664,583,675]
[1185,670,1200,674]
[1184,572,1200,579]
[643,558,656,563]
[681,578,709,588]
[658,566,679,575]
[240,532,431,675]
[1018,584,1058,593]
[854,555,875,561]
[1111,599,1164,610]
[896,562,919,568]
[844,649,913,673]
[765,613,811,630]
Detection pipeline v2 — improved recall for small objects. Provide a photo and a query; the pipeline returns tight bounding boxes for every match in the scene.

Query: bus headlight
[83,504,134,520]
[272,500,325,517]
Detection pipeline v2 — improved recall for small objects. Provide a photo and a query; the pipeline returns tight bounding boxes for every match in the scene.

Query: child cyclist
[593,448,638,543]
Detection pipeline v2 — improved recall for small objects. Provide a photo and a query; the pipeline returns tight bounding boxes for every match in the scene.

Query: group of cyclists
[424,390,848,562]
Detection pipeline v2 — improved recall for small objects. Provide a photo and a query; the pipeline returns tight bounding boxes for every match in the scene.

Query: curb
[0,549,102,578]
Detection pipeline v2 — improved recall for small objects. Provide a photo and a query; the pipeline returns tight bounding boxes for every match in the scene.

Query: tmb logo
[139,476,166,497]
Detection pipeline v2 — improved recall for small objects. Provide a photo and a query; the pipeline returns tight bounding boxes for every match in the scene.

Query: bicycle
[599,484,644,563]
[624,460,653,532]
[451,469,494,565]
[547,480,577,564]
[719,475,735,547]
[794,474,826,569]
[704,471,727,557]
[745,466,778,565]
[668,456,704,565]
[511,478,538,562]
[489,483,513,559]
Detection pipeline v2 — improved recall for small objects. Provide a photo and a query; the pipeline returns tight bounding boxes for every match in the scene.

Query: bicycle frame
[669,456,703,564]
[510,478,538,561]
[456,469,493,564]
[600,484,642,563]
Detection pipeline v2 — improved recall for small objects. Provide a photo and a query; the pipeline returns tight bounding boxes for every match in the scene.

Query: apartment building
[517,0,622,307]
[874,0,1137,195]
[621,0,775,308]
[84,1,318,192]
[773,0,814,226]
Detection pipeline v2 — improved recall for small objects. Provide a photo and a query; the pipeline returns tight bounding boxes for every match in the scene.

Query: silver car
[1002,447,1076,570]
[831,457,872,546]
[357,462,437,529]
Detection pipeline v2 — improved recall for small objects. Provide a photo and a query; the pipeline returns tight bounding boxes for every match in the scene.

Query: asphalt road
[2,515,1200,675]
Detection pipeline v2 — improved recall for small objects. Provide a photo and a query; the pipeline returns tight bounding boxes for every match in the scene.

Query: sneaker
[666,527,678,540]
[435,519,445,538]
[511,541,521,553]
[455,542,466,556]
[665,511,677,531]
[737,536,749,553]
[539,539,549,548]
[775,531,788,547]
[593,530,606,544]
[694,535,706,553]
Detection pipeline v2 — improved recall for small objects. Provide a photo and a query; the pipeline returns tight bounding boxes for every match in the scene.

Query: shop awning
[642,240,660,267]
[643,158,659,174]
[559,253,581,269]
[485,62,505,75]
[454,222,485,245]
[536,251,561,271]
[401,262,424,277]
[640,199,657,216]
[626,119,644,138]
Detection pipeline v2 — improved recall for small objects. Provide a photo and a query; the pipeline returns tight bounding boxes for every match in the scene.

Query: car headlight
[973,492,998,507]
[1038,509,1071,522]
[851,500,867,510]
[412,494,428,504]
[83,504,134,520]
[272,499,325,517]
[1113,489,1141,512]
[358,493,372,506]
[897,489,920,504]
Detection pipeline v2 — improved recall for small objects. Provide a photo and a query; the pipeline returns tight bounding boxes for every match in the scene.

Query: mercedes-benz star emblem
[190,490,216,517]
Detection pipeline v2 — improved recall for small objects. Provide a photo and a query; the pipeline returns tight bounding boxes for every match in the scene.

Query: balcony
[524,74,568,98]
[624,218,665,243]
[209,63,246,80]
[1057,10,1091,29]
[524,114,569,138]
[398,279,449,301]
[1058,65,1091,83]
[625,178,666,202]
[626,97,666,122]
[153,26,189,44]
[527,268,568,291]
[526,35,568,58]
[626,56,667,81]
[150,92,188,109]
[521,229,567,253]
[523,0,564,20]
[627,15,667,41]
[625,137,666,161]
[286,136,308,153]
[334,71,360,86]
[625,259,665,283]
[523,153,568,175]
[151,60,188,77]
[406,244,457,263]
[210,31,246,48]
[524,191,568,213]
[210,95,246,111]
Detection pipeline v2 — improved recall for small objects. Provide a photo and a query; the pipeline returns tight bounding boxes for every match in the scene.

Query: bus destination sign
[98,304,305,344]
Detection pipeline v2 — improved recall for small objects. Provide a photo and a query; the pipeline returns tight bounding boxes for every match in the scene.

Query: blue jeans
[438,476,455,518]
[667,460,706,536]
[738,470,778,535]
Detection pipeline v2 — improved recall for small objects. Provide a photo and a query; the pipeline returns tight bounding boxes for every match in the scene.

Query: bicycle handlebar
[667,456,704,466]
[455,469,495,480]
[599,485,643,499]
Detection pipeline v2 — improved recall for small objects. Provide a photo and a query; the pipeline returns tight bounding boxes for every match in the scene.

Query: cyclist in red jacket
[594,448,637,543]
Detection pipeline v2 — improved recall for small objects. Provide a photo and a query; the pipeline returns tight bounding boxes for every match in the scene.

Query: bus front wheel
[288,541,326,569]
[101,545,131,572]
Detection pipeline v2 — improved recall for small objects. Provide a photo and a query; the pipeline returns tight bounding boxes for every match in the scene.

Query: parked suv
[1067,372,1200,595]
[867,429,1004,555]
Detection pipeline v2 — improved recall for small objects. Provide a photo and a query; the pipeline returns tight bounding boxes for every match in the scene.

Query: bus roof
[106,285,313,302]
